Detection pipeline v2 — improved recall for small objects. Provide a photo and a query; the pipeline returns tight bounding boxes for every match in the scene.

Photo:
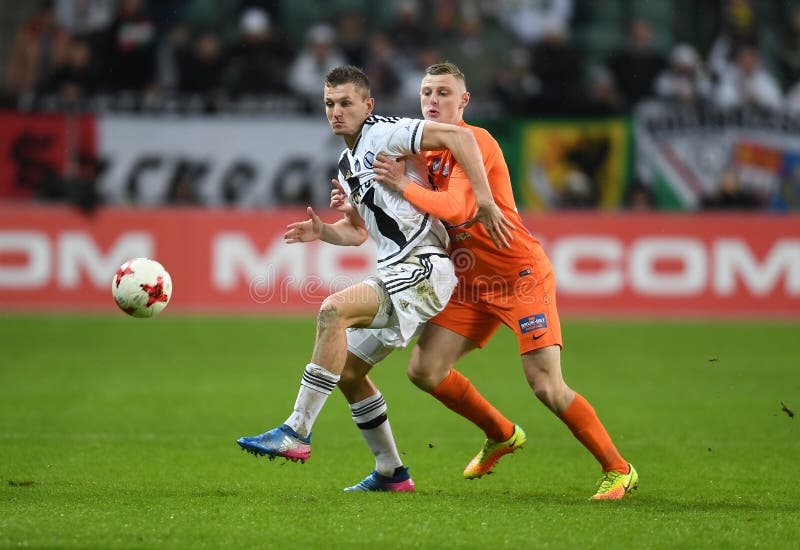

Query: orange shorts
[429,259,562,355]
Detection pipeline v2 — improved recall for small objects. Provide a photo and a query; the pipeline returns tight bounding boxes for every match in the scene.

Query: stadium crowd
[3,0,800,210]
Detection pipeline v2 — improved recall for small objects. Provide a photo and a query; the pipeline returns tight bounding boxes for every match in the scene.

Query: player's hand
[469,201,515,249]
[373,154,409,192]
[330,179,353,213]
[284,207,323,244]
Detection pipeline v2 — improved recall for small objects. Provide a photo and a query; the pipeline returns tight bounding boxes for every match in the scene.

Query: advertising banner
[0,111,96,199]
[2,206,798,317]
[636,102,800,210]
[0,111,347,207]
[518,117,631,209]
[529,212,800,317]
[0,206,375,314]
[3,112,638,212]
[97,115,341,207]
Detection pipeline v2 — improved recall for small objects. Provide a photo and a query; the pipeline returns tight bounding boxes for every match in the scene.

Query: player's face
[420,74,469,124]
[324,83,374,141]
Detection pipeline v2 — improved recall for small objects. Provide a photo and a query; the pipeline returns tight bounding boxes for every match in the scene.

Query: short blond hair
[425,62,467,89]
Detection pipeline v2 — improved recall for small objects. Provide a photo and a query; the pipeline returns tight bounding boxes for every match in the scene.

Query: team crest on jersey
[364,151,375,168]
[431,156,442,173]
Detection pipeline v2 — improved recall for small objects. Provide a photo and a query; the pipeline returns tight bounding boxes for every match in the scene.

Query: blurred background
[1,0,799,317]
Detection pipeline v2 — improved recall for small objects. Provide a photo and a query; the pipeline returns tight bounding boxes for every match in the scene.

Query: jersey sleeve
[403,125,503,226]
[380,118,426,157]
[403,174,474,225]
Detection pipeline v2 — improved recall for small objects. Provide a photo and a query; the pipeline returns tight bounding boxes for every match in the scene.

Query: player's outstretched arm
[284,205,368,247]
[324,213,368,246]
[420,122,514,248]
[284,207,323,244]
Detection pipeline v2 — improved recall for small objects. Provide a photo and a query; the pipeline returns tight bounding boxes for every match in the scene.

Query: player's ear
[460,91,470,110]
[366,97,375,115]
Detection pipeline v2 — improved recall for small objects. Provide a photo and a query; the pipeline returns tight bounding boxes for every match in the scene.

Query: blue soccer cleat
[344,466,415,492]
[237,424,311,463]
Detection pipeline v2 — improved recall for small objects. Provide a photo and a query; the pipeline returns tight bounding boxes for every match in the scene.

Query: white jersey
[336,115,449,268]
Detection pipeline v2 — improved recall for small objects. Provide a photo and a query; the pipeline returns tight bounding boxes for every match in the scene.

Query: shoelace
[356,473,383,491]
[596,471,621,491]
[479,439,502,457]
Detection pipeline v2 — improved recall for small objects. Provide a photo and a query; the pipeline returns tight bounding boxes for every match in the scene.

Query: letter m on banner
[58,232,153,288]
[714,239,800,296]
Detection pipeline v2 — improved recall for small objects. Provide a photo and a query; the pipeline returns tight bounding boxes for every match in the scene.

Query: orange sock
[558,393,628,473]
[429,369,514,441]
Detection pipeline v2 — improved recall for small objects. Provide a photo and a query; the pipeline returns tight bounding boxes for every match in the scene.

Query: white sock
[284,363,340,438]
[350,391,403,476]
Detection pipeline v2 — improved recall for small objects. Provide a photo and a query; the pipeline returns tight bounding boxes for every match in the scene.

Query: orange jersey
[404,121,543,287]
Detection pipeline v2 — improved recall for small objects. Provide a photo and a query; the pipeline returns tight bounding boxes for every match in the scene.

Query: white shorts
[347,251,456,365]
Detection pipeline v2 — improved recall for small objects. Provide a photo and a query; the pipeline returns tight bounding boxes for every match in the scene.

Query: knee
[530,380,556,406]
[524,363,557,405]
[317,298,345,333]
[527,372,573,413]
[523,347,568,409]
[406,355,447,392]
[406,363,432,390]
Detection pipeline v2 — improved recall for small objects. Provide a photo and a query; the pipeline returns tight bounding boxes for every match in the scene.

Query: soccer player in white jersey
[236,65,513,491]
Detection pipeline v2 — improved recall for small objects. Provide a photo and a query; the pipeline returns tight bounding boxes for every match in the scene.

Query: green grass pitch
[1,314,798,548]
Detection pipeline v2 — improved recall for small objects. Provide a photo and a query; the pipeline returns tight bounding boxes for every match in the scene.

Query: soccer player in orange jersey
[338,62,637,499]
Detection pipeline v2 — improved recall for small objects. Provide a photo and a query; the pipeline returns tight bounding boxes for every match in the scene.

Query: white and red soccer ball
[112,258,172,318]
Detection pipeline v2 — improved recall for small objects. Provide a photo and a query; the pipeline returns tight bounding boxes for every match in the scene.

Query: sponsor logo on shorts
[518,313,547,334]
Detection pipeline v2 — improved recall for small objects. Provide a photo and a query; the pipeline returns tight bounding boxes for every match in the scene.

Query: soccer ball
[112,258,172,318]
